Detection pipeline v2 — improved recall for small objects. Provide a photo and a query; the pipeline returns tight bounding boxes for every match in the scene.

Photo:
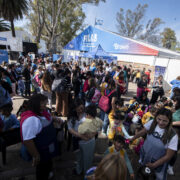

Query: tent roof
[64,26,180,59]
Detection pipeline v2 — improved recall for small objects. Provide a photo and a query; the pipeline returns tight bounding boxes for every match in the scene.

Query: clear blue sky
[15,0,180,40]
[82,0,180,40]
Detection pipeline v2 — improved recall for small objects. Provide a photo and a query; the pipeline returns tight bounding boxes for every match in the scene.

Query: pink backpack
[98,90,115,112]
[91,88,101,103]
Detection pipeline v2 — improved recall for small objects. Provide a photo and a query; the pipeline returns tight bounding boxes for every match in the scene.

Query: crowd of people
[0,55,180,180]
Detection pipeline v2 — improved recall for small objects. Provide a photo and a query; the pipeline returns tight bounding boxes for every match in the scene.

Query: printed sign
[155,66,166,77]
[0,50,8,63]
[64,26,159,56]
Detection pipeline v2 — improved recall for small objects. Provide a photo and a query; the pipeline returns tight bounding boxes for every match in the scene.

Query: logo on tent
[113,43,129,50]
[83,34,97,43]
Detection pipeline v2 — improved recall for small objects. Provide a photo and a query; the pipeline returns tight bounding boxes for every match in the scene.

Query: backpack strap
[107,89,116,97]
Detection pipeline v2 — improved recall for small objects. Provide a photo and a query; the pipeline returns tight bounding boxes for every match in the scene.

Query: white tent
[64,26,180,89]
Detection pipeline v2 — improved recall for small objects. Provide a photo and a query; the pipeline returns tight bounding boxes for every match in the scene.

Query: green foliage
[0,19,10,31]
[0,0,29,37]
[161,28,177,49]
[15,26,24,31]
[116,4,164,45]
[27,0,105,53]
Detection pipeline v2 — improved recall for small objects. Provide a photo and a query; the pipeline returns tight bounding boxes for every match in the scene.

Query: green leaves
[27,0,105,53]
[161,28,177,49]
[116,4,163,45]
[0,0,29,37]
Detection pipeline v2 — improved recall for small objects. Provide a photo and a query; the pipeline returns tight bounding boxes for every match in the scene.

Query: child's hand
[130,174,134,179]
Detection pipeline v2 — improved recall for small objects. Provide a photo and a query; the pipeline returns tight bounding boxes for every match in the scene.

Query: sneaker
[167,165,174,175]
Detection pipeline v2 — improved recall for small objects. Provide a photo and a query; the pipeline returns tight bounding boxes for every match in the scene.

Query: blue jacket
[0,84,12,108]
[0,114,20,131]
[170,79,180,89]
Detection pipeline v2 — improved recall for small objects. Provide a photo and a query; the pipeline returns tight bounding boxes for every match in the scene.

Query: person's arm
[111,96,117,111]
[68,128,89,141]
[11,115,20,129]
[122,126,133,139]
[146,149,175,169]
[172,121,180,126]
[130,128,147,141]
[124,151,134,178]
[23,139,40,166]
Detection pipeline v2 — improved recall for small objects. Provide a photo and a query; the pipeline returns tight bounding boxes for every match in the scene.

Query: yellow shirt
[141,112,153,125]
[100,82,107,95]
[109,145,125,157]
[136,72,141,78]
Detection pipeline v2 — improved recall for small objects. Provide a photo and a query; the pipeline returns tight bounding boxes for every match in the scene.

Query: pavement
[0,82,179,180]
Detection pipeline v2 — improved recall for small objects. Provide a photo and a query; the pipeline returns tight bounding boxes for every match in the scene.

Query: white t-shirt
[106,67,111,72]
[22,116,42,141]
[144,120,178,151]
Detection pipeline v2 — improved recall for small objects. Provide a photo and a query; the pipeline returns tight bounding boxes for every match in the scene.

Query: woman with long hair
[116,71,126,99]
[41,71,53,109]
[150,75,164,104]
[67,98,96,175]
[168,96,180,175]
[85,78,97,107]
[131,108,178,180]
[137,74,147,98]
[101,79,117,135]
[20,94,60,180]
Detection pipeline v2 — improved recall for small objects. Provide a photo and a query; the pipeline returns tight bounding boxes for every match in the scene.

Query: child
[100,75,110,96]
[108,110,133,141]
[108,99,127,129]
[128,97,139,113]
[141,106,156,125]
[78,104,103,135]
[0,104,20,131]
[129,125,144,154]
[105,134,134,179]
[18,76,25,96]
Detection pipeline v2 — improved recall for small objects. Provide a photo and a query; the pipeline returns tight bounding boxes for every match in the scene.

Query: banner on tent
[64,26,159,56]
[155,66,166,77]
[0,50,8,63]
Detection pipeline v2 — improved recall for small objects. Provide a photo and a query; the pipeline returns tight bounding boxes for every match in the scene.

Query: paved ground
[0,82,179,180]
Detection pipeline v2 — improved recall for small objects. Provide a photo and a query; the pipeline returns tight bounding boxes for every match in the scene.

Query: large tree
[116,4,164,44]
[0,19,10,31]
[27,0,105,53]
[0,0,28,37]
[161,28,177,49]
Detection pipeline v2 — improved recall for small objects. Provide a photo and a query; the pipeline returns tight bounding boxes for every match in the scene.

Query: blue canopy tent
[80,44,117,60]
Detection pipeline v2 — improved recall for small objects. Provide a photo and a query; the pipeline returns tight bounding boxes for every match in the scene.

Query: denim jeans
[101,110,109,134]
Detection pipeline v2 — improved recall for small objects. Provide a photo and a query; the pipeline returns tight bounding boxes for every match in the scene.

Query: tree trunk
[48,35,57,53]
[10,19,16,37]
[36,29,42,43]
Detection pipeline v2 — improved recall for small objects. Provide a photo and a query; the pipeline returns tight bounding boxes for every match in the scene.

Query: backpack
[32,74,41,88]
[91,88,101,104]
[52,78,66,93]
[98,89,115,112]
